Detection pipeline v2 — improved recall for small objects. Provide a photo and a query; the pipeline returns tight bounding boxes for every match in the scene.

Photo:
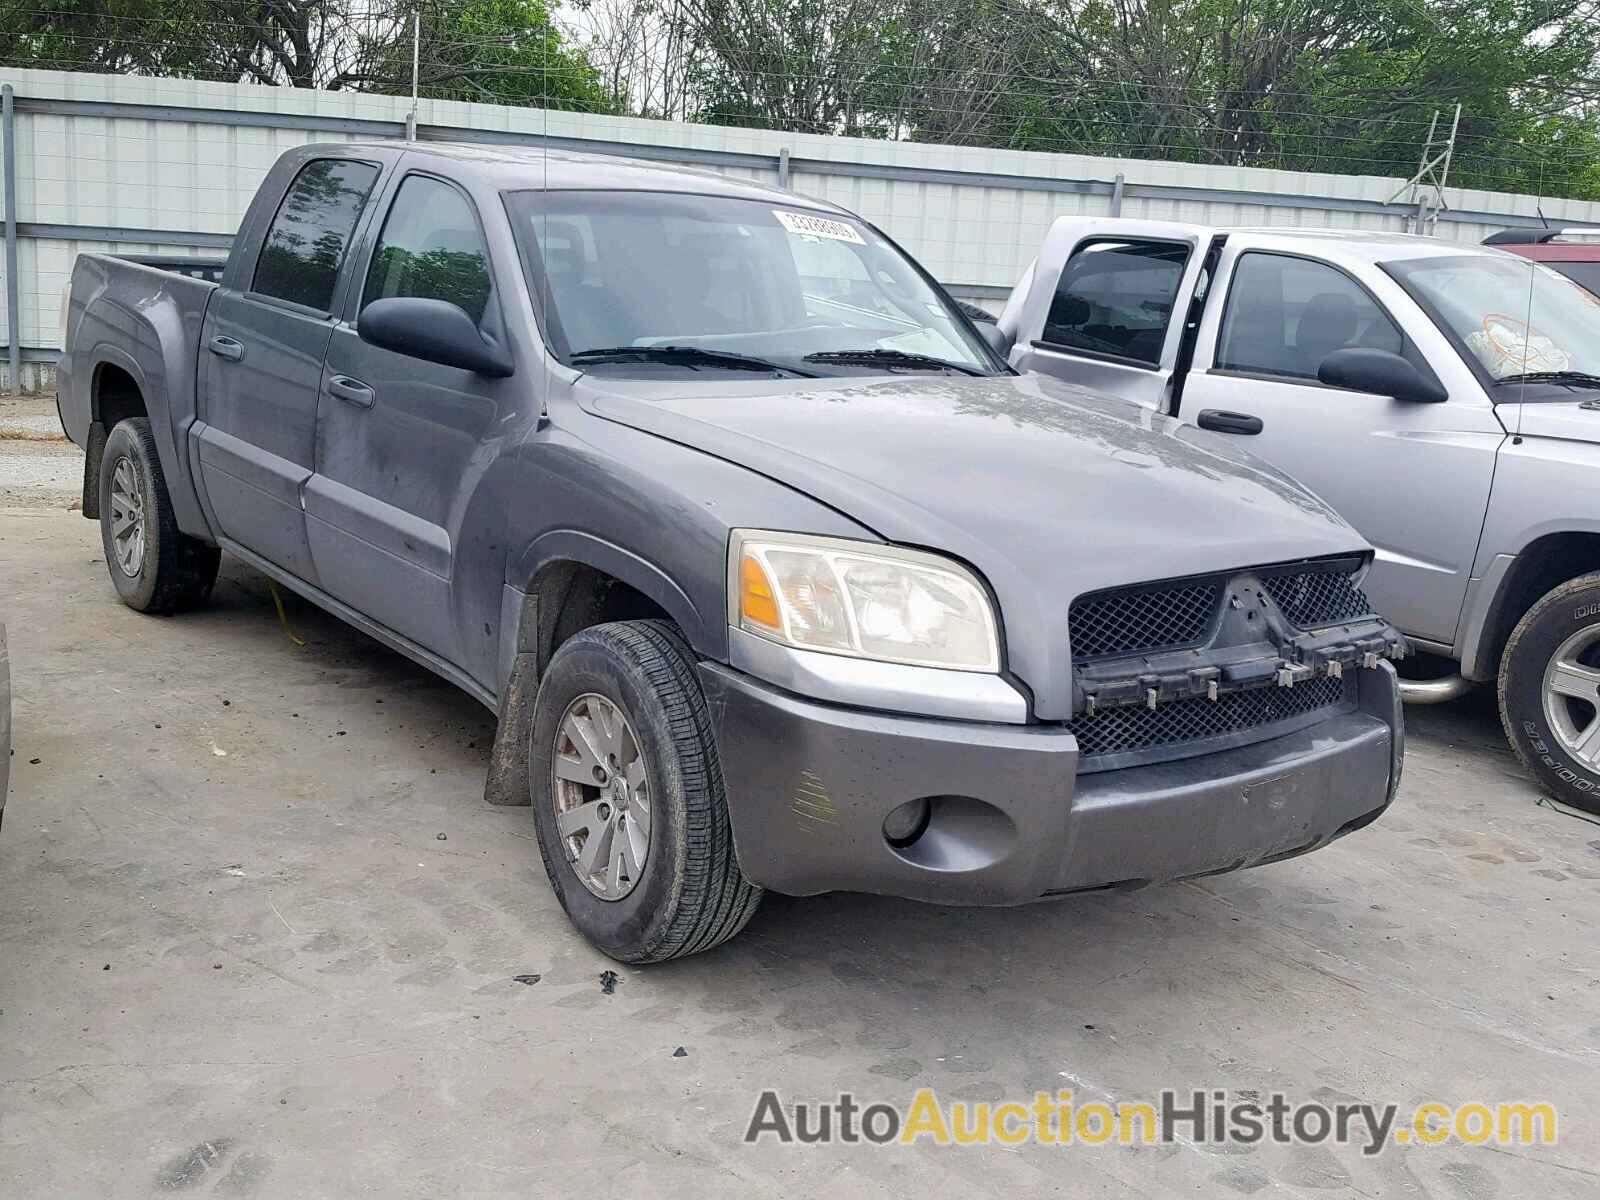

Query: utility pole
[405,7,420,141]
[1387,104,1460,236]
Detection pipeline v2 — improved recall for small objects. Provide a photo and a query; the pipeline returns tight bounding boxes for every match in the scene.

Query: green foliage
[386,0,616,111]
[671,0,1600,200]
[0,0,1595,198]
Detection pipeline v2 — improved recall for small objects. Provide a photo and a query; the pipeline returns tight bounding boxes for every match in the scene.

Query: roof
[1219,226,1511,267]
[328,139,846,212]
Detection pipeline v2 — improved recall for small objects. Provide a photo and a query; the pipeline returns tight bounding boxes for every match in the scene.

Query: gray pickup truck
[59,143,1404,961]
[996,218,1600,815]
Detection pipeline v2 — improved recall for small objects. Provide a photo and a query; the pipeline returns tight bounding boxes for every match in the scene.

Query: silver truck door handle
[207,335,245,362]
[327,375,375,408]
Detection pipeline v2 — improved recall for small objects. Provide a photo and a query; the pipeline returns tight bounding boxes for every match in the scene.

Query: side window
[362,175,493,324]
[1043,240,1189,366]
[252,159,380,311]
[1217,253,1403,380]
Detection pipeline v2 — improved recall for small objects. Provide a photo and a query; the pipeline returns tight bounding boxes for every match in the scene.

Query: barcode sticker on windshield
[774,210,865,244]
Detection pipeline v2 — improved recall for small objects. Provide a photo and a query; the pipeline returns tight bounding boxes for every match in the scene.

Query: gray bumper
[699,662,1402,905]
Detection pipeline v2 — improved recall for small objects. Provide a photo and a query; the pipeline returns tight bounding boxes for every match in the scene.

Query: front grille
[1068,675,1353,764]
[1069,580,1222,660]
[1261,569,1372,628]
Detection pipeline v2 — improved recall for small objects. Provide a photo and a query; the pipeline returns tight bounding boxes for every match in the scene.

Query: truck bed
[56,252,223,536]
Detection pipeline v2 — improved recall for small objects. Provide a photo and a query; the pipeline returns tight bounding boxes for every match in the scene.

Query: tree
[0,0,615,109]
[368,0,615,110]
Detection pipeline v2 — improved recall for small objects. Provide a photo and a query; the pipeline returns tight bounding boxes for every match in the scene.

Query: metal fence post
[1109,172,1124,217]
[777,146,790,190]
[3,84,20,392]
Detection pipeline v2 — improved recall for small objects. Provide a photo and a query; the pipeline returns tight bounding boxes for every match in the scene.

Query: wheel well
[529,561,672,672]
[1480,532,1600,676]
[93,363,147,430]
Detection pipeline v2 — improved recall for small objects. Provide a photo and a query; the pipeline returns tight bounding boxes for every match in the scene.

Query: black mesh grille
[1069,581,1222,660]
[1068,675,1352,761]
[1262,570,1372,628]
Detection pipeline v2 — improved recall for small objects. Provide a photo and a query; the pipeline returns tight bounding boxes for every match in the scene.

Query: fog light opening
[882,797,932,848]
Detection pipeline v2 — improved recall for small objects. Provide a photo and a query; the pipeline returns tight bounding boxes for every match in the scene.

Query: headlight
[729,530,1000,672]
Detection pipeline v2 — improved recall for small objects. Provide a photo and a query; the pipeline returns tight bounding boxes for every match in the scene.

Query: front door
[195,156,383,582]
[1179,248,1504,645]
[307,171,516,673]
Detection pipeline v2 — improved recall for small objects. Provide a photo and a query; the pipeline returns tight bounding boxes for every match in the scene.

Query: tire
[528,620,761,962]
[1499,572,1600,816]
[98,417,221,614]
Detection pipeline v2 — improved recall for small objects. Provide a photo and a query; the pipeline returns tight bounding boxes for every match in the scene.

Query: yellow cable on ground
[267,581,306,647]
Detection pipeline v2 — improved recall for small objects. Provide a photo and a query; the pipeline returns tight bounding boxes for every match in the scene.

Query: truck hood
[579,371,1368,718]
[1496,400,1600,444]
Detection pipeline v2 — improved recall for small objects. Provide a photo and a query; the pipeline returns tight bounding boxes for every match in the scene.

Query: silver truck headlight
[729,530,1001,672]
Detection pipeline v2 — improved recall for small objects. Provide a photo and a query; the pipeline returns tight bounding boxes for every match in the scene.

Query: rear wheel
[1499,573,1600,815]
[528,620,761,962]
[98,418,220,614]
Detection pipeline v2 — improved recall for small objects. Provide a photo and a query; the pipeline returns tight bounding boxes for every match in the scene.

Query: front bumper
[699,661,1402,905]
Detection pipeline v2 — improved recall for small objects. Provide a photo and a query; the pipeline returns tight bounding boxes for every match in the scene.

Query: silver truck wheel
[97,418,221,614]
[551,693,652,901]
[527,620,762,962]
[1500,572,1600,816]
[1540,625,1600,769]
[108,456,146,576]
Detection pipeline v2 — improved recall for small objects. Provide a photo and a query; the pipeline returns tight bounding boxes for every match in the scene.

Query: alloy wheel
[1541,623,1600,768]
[550,693,652,900]
[109,456,145,577]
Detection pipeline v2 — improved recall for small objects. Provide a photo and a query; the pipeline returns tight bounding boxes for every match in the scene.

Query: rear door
[308,169,517,668]
[195,154,387,582]
[1006,219,1212,412]
[1177,246,1503,645]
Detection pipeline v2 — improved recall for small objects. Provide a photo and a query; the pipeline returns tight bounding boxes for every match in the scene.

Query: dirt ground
[0,394,80,511]
[1,449,1598,1195]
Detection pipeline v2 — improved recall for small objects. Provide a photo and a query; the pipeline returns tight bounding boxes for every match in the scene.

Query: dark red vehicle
[1484,229,1600,298]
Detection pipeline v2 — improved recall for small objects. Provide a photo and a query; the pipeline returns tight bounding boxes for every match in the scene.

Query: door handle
[1197,409,1263,436]
[327,375,375,408]
[207,335,245,362]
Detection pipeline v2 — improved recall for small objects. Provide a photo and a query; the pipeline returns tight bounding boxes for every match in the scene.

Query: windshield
[1385,254,1600,391]
[1549,261,1600,300]
[506,190,996,376]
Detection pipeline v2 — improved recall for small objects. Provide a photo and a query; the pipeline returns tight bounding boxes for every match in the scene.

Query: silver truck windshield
[1386,254,1600,388]
[507,190,995,375]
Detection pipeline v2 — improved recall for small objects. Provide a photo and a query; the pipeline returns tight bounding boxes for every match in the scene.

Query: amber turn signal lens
[740,553,782,632]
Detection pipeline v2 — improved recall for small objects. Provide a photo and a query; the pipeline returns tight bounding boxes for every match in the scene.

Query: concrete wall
[5,66,1599,390]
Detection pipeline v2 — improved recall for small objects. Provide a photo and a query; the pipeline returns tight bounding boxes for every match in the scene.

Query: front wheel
[528,620,762,962]
[98,417,220,614]
[1499,573,1600,815]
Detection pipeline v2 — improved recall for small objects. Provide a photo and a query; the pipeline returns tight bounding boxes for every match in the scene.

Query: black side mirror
[358,298,514,377]
[1317,347,1445,403]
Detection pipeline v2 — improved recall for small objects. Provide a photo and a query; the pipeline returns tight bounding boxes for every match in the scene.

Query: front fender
[511,529,709,652]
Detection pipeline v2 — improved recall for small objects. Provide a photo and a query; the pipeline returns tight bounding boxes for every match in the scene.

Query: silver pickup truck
[994,219,1600,815]
[59,144,1405,960]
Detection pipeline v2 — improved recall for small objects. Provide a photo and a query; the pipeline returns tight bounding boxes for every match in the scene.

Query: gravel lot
[0,394,80,511]
[1,466,1598,1195]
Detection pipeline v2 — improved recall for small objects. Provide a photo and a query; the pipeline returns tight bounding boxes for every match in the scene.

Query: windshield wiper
[802,348,985,376]
[570,344,813,377]
[1496,370,1600,390]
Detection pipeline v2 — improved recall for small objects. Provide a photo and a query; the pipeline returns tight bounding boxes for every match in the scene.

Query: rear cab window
[1042,240,1190,366]
[251,158,382,312]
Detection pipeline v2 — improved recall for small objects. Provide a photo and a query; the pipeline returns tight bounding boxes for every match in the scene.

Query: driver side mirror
[358,297,515,378]
[1317,347,1445,403]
